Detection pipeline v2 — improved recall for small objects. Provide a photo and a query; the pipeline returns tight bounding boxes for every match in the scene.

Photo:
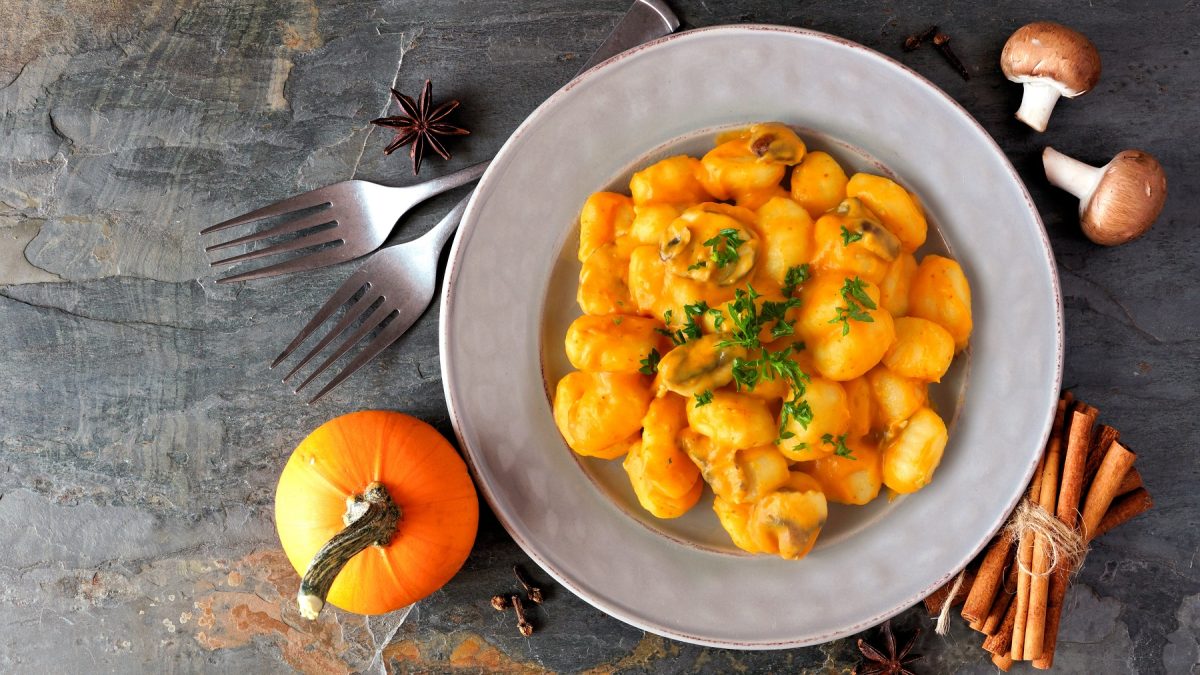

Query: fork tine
[215,244,355,284]
[281,292,381,381]
[305,303,424,404]
[272,265,375,368]
[294,304,394,394]
[210,227,343,268]
[204,209,337,253]
[201,192,333,235]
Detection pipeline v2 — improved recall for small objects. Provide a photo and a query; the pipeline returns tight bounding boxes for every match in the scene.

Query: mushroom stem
[1015,83,1063,132]
[1042,147,1103,210]
[297,482,402,620]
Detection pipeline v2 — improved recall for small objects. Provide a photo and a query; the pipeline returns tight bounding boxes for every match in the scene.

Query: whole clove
[513,564,544,605]
[903,25,939,52]
[932,32,971,80]
[511,594,533,637]
[490,594,510,611]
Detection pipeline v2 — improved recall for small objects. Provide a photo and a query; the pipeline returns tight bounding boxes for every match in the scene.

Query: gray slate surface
[1,0,1196,672]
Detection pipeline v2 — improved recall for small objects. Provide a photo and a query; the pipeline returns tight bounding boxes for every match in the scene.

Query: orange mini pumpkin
[275,410,479,619]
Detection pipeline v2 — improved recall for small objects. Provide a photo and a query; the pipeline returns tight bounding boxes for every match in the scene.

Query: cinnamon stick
[1032,406,1100,669]
[1018,399,1072,659]
[982,563,1018,635]
[1011,454,1049,659]
[1081,442,1138,538]
[1116,467,1143,496]
[1092,488,1153,539]
[1083,424,1120,485]
[1058,406,1098,526]
[923,567,976,616]
[961,536,1014,626]
[992,652,1014,671]
[983,595,1020,654]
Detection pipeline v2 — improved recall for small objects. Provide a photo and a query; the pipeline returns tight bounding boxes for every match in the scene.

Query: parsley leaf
[694,389,714,406]
[638,348,661,376]
[677,301,708,343]
[687,261,708,271]
[782,264,810,297]
[843,276,877,310]
[840,225,864,246]
[706,308,726,331]
[829,276,877,336]
[702,228,746,269]
[717,286,763,351]
[822,433,856,460]
[731,356,761,391]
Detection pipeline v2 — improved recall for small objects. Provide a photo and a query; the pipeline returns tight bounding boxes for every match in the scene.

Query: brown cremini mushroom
[1000,22,1101,132]
[1042,147,1167,246]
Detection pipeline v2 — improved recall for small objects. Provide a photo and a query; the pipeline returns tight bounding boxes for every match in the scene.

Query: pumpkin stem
[297,482,402,620]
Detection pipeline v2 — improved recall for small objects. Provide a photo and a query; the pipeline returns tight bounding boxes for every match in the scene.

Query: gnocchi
[552,124,972,560]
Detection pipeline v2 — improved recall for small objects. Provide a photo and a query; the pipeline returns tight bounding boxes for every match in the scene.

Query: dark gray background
[1,0,1195,672]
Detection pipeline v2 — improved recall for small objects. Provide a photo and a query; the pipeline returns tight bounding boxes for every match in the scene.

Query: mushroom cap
[1083,150,1167,246]
[1001,22,1101,96]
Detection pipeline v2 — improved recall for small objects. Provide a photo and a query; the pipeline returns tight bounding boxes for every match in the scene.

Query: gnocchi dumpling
[578,243,633,316]
[909,255,973,352]
[882,407,949,494]
[552,371,652,457]
[806,438,883,505]
[630,155,712,206]
[747,472,827,560]
[565,314,665,374]
[790,151,848,218]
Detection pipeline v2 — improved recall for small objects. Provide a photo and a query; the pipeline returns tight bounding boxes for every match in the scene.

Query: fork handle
[401,161,489,203]
[415,194,473,255]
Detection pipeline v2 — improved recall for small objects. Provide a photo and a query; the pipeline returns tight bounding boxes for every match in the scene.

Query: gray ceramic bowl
[440,25,1062,648]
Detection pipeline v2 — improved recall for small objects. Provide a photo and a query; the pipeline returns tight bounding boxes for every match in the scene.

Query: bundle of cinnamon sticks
[924,392,1153,670]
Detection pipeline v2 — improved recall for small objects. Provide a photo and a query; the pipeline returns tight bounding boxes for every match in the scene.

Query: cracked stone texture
[0,0,1196,672]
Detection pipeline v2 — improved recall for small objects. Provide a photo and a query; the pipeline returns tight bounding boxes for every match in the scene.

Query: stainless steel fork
[200,161,486,283]
[264,0,680,401]
[272,196,469,403]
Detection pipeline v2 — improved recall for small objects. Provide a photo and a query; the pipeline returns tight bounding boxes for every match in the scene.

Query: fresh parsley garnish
[840,225,864,246]
[638,348,661,376]
[829,276,877,336]
[687,261,708,271]
[822,433,856,459]
[612,316,623,326]
[702,228,746,268]
[707,308,726,331]
[731,357,761,391]
[694,389,714,406]
[782,264,810,297]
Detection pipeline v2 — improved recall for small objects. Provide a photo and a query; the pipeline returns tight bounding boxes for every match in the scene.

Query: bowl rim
[439,23,1064,648]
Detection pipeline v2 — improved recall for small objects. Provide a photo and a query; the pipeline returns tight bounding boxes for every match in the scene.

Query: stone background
[1,0,1196,672]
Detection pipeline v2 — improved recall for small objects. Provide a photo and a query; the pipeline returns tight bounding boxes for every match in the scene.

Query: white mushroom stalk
[1043,147,1168,246]
[1011,77,1069,133]
[1001,22,1101,132]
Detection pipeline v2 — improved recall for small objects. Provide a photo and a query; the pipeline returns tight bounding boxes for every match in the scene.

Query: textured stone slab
[1,0,1197,672]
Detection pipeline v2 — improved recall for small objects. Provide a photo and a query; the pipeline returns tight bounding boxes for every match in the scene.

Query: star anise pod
[371,80,469,175]
[855,620,922,675]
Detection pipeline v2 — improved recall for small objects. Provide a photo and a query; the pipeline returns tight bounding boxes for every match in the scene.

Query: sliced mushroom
[1000,22,1101,132]
[656,334,748,397]
[714,123,807,166]
[836,198,901,261]
[1042,147,1167,246]
[747,123,806,165]
[658,206,758,286]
